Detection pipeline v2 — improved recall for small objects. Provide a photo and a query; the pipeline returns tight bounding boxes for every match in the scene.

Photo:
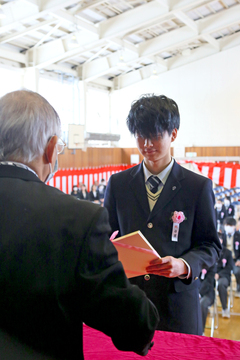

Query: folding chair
[206,280,219,337]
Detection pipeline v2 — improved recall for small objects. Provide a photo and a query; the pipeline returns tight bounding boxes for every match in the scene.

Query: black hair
[126,94,180,138]
[223,217,236,226]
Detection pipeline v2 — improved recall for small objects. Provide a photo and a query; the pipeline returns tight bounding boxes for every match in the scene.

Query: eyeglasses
[47,136,66,154]
[57,138,66,154]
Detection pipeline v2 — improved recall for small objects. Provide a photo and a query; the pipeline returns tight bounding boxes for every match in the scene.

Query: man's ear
[171,128,178,143]
[45,135,58,164]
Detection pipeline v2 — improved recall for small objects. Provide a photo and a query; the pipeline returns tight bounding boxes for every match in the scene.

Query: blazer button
[144,274,150,281]
[147,222,153,229]
[194,277,198,280]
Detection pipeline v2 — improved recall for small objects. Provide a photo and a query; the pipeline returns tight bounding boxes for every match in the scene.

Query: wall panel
[58,146,240,169]
[185,147,240,157]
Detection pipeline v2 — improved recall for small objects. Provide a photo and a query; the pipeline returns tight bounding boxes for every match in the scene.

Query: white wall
[111,45,240,149]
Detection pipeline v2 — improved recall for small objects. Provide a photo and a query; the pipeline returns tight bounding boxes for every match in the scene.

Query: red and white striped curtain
[184,161,240,189]
[47,165,134,194]
[48,161,240,193]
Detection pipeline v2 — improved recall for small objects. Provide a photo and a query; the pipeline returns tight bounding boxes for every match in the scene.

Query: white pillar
[21,67,40,93]
[78,80,87,127]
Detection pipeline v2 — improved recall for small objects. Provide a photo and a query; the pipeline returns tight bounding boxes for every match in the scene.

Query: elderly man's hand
[135,341,154,356]
[146,256,188,278]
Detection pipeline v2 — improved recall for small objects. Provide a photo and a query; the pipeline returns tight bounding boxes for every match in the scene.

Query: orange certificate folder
[111,231,160,278]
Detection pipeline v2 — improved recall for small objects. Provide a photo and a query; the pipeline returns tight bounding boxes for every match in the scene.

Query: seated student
[215,232,233,318]
[77,181,83,195]
[215,199,226,232]
[78,183,89,200]
[98,179,106,206]
[199,263,217,332]
[224,196,235,218]
[223,217,240,297]
[89,184,100,204]
[71,185,80,199]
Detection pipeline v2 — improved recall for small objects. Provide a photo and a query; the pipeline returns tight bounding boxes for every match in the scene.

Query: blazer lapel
[149,161,184,220]
[129,162,150,218]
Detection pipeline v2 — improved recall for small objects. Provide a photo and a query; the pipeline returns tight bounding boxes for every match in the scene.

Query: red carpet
[83,324,240,359]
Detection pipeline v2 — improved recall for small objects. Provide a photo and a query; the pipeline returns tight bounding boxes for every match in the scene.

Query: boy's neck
[144,156,172,175]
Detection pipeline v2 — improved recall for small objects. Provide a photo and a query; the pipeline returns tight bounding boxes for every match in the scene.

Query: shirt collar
[143,157,174,185]
[0,161,39,178]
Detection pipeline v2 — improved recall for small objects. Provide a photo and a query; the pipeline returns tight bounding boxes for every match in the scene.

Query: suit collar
[150,160,185,219]
[0,164,42,183]
[142,157,174,185]
[129,160,185,219]
[129,162,150,217]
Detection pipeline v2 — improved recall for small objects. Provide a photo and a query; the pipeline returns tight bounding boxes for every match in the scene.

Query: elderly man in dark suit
[0,90,159,360]
[104,94,221,335]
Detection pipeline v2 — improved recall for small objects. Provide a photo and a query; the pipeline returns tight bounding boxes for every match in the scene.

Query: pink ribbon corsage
[171,211,186,224]
[201,268,207,280]
[222,258,227,268]
[171,211,186,242]
[235,241,239,250]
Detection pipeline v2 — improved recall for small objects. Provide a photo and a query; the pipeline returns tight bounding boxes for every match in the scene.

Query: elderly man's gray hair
[0,90,61,163]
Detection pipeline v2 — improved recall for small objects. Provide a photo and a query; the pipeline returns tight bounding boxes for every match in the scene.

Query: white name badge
[171,223,179,242]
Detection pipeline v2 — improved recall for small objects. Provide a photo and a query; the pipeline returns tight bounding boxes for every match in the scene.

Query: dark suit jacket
[104,160,221,335]
[215,205,226,224]
[199,264,217,304]
[78,190,89,200]
[222,231,240,261]
[226,204,235,217]
[89,190,100,202]
[217,247,233,283]
[0,165,159,360]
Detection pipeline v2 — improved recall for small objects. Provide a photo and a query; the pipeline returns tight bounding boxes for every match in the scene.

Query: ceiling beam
[0,19,57,45]
[199,3,240,34]
[52,9,99,34]
[113,34,240,90]
[201,33,221,50]
[0,48,26,64]
[45,63,78,76]
[173,9,199,33]
[0,0,83,34]
[98,0,169,39]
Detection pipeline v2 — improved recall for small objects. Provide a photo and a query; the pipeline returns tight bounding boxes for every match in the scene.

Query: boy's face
[224,225,236,235]
[135,129,177,168]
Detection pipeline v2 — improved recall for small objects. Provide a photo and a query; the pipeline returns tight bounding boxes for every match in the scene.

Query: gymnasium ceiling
[0,0,239,90]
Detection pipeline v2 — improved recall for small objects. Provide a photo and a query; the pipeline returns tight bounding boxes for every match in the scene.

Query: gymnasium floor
[205,280,240,340]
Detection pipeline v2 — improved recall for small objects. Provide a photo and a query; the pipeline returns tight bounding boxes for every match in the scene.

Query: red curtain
[183,161,240,189]
[47,162,240,193]
[47,165,134,193]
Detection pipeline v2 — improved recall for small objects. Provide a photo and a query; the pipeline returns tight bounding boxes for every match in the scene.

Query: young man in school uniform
[104,94,222,335]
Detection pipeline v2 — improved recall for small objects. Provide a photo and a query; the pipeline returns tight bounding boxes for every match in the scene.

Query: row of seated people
[71,179,107,206]
[214,186,240,302]
[200,227,240,334]
[213,186,240,202]
[214,186,240,231]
